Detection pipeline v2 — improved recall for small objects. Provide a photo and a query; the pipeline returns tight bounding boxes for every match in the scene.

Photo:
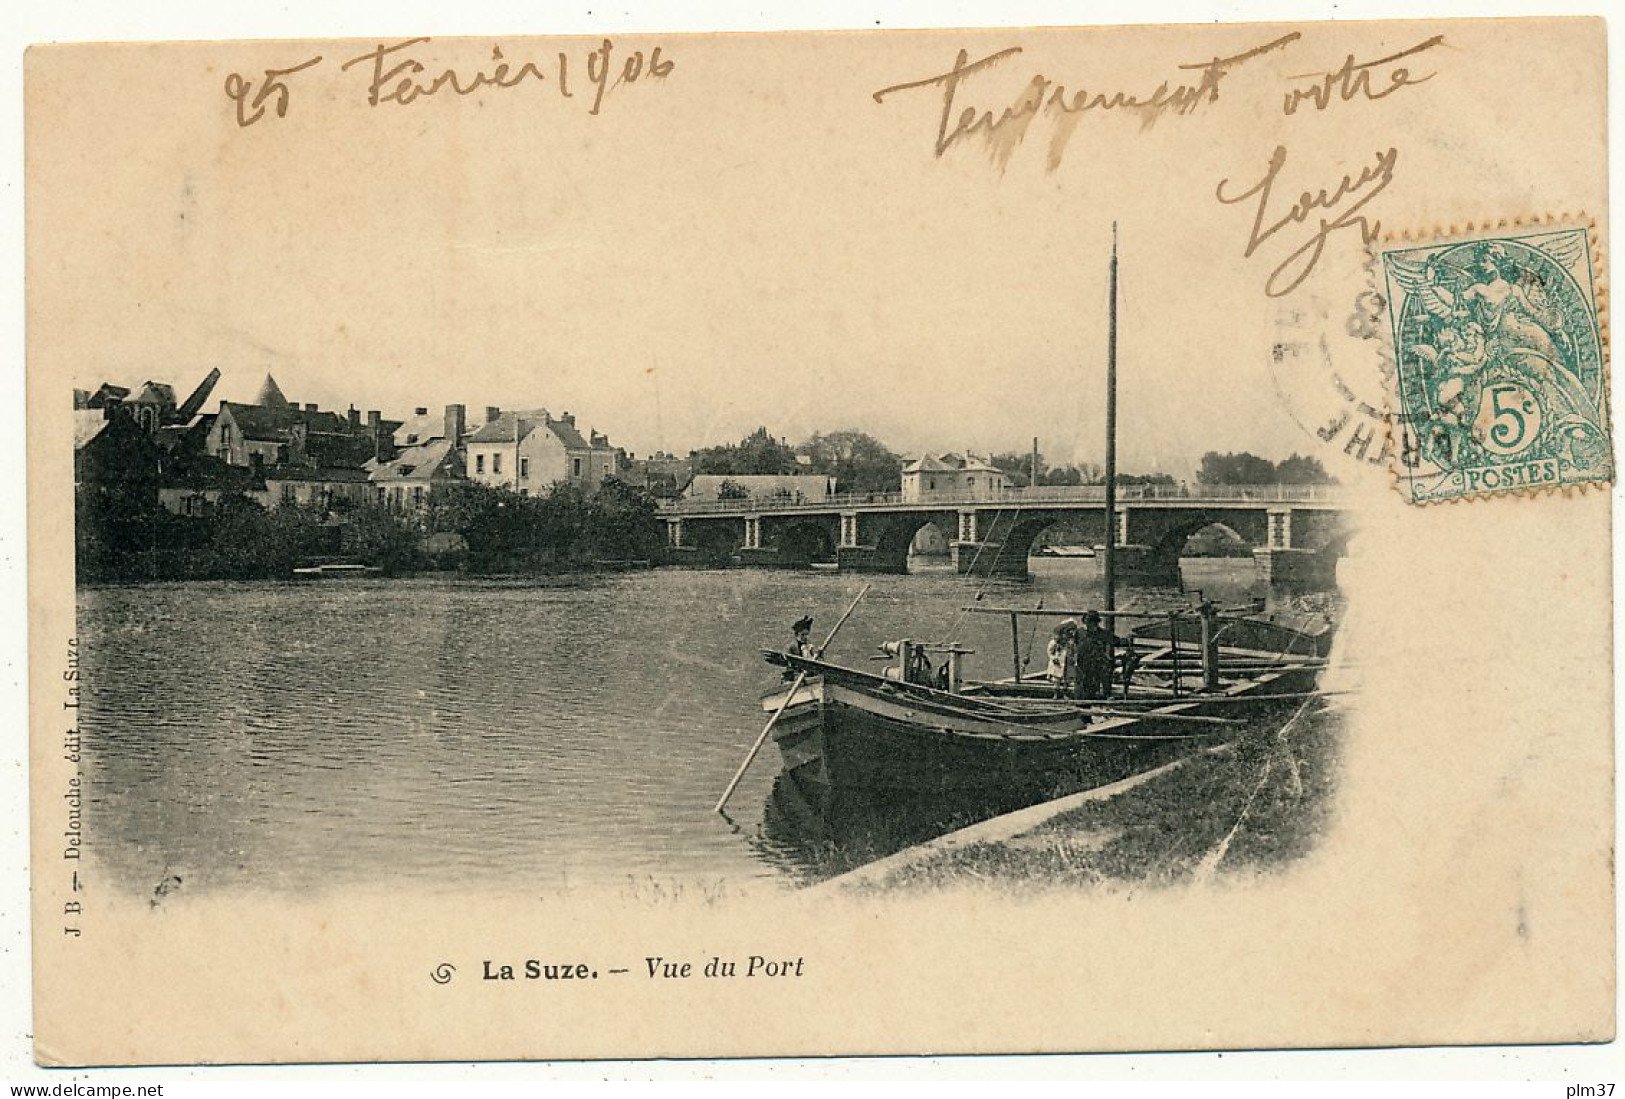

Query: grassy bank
[859,701,1344,894]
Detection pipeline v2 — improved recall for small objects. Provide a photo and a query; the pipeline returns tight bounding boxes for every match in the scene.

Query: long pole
[714,583,870,815]
[1103,222,1119,617]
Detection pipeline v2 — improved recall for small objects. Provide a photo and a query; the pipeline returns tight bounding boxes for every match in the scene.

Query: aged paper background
[22,12,1615,1067]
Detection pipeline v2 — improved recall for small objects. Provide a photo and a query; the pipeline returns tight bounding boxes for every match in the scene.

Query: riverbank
[821,699,1343,894]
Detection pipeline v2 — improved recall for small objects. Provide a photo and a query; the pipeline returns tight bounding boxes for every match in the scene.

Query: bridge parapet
[660,483,1344,516]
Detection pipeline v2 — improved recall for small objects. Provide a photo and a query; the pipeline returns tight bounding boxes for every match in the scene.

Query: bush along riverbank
[75,478,669,584]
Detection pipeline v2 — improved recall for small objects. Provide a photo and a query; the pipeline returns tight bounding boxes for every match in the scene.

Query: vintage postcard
[26,17,1612,1065]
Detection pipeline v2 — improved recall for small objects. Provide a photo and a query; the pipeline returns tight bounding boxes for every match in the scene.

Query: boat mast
[1103,222,1119,619]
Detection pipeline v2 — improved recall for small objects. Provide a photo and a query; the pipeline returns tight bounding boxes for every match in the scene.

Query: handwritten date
[224,37,673,129]
[224,55,323,129]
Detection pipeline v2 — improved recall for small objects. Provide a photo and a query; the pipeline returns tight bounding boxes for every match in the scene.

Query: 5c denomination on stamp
[1377,221,1611,504]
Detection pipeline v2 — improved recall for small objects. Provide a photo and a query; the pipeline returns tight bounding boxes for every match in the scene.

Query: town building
[76,369,222,452]
[74,370,250,516]
[259,464,374,511]
[619,450,693,498]
[392,406,450,449]
[370,438,465,514]
[74,406,162,514]
[368,405,470,514]
[205,374,387,470]
[197,373,396,511]
[157,453,266,517]
[77,383,130,410]
[900,454,1011,501]
[464,407,618,495]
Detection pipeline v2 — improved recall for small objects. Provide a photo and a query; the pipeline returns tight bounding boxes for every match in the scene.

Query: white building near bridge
[901,453,1010,502]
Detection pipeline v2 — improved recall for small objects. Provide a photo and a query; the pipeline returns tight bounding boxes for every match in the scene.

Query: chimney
[347,405,360,429]
[373,421,396,464]
[305,402,318,413]
[367,410,381,431]
[484,406,500,424]
[415,407,429,417]
[444,403,466,442]
[561,411,575,426]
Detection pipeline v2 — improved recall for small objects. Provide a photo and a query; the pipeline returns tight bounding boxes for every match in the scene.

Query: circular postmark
[1264,250,1399,486]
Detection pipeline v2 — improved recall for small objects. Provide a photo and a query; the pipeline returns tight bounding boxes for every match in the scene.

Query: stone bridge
[661,485,1352,587]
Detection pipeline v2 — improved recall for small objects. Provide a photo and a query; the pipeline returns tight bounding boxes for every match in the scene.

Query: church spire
[255,372,290,409]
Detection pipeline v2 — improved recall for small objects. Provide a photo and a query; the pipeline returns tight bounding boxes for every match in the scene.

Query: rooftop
[369,438,463,483]
[467,410,548,446]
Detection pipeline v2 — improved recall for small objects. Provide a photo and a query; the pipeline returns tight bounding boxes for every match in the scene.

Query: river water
[75,558,1320,898]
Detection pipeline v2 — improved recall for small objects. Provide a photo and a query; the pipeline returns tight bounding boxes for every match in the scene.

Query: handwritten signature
[1216,144,1399,297]
[224,37,674,129]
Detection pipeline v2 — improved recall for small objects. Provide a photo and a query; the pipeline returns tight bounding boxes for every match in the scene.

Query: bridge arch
[765,517,838,566]
[998,509,1111,567]
[679,516,745,565]
[906,520,953,561]
[1145,511,1270,563]
[836,510,959,574]
[1177,520,1250,556]
[873,512,953,571]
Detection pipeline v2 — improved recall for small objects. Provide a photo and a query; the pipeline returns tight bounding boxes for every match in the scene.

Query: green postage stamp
[1378,223,1612,504]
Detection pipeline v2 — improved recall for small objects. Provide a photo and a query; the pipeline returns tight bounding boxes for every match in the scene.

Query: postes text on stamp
[1378,223,1611,504]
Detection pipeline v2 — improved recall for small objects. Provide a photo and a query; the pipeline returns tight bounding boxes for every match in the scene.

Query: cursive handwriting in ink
[1216,144,1399,297]
[872,34,1300,169]
[340,37,672,115]
[871,47,1025,157]
[1281,35,1443,115]
[223,55,323,128]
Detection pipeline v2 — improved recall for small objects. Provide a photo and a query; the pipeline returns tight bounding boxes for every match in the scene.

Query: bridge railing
[659,483,1342,515]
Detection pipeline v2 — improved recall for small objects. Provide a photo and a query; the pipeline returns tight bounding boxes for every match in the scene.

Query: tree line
[692,430,1197,493]
[691,427,906,494]
[1195,451,1334,485]
[75,478,667,584]
[691,429,1336,492]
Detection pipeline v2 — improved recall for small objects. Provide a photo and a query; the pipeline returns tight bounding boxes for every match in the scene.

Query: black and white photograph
[19,11,1615,1069]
